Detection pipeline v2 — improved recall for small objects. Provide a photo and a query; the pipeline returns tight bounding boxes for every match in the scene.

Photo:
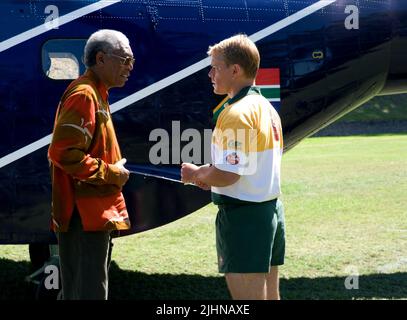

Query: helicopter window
[42,39,86,80]
[45,52,80,79]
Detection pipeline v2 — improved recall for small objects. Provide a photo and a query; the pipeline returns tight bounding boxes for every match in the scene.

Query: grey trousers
[57,210,112,300]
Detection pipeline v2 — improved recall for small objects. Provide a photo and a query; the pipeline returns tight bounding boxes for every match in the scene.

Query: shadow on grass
[0,258,406,300]
[108,261,230,300]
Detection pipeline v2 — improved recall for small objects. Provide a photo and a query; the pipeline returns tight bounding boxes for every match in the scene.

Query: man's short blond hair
[207,34,260,79]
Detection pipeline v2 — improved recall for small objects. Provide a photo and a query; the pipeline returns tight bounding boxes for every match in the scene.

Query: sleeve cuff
[107,163,122,186]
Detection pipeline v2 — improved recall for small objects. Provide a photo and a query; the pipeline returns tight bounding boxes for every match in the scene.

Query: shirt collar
[226,85,261,106]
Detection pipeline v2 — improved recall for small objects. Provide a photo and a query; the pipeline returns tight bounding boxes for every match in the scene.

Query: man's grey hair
[84,29,130,67]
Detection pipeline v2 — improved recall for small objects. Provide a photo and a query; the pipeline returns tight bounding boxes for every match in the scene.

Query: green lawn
[1,135,406,300]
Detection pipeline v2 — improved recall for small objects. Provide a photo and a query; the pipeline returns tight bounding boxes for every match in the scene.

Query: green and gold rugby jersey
[211,86,283,204]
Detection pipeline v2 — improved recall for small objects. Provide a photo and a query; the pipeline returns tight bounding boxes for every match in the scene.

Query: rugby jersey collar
[212,86,261,124]
[226,86,261,107]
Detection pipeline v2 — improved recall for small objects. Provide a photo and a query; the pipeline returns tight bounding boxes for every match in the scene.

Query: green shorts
[215,199,285,273]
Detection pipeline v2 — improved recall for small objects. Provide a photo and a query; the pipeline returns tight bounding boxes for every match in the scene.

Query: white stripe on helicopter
[0,0,337,169]
[0,0,121,53]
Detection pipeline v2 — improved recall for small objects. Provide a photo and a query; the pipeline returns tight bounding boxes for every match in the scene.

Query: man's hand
[114,158,130,187]
[194,180,211,191]
[181,162,198,184]
[181,163,211,190]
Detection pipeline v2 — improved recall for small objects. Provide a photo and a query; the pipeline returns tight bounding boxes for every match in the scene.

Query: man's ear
[95,51,105,66]
[233,64,243,77]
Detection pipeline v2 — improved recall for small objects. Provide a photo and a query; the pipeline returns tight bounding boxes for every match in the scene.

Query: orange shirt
[48,70,131,232]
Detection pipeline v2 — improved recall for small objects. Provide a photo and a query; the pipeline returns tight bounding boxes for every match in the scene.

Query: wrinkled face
[102,46,134,89]
[208,53,234,95]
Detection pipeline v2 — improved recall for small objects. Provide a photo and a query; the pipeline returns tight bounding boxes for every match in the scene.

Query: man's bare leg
[225,273,267,300]
[266,266,280,300]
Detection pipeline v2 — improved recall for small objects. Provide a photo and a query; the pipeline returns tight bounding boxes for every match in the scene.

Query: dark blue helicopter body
[0,0,406,243]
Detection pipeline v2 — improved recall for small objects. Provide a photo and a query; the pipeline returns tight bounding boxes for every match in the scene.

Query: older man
[48,29,134,299]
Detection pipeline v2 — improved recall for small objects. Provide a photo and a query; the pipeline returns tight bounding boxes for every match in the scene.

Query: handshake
[110,159,212,190]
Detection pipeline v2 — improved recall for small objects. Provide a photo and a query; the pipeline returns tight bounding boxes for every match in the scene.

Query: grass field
[0,134,406,300]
